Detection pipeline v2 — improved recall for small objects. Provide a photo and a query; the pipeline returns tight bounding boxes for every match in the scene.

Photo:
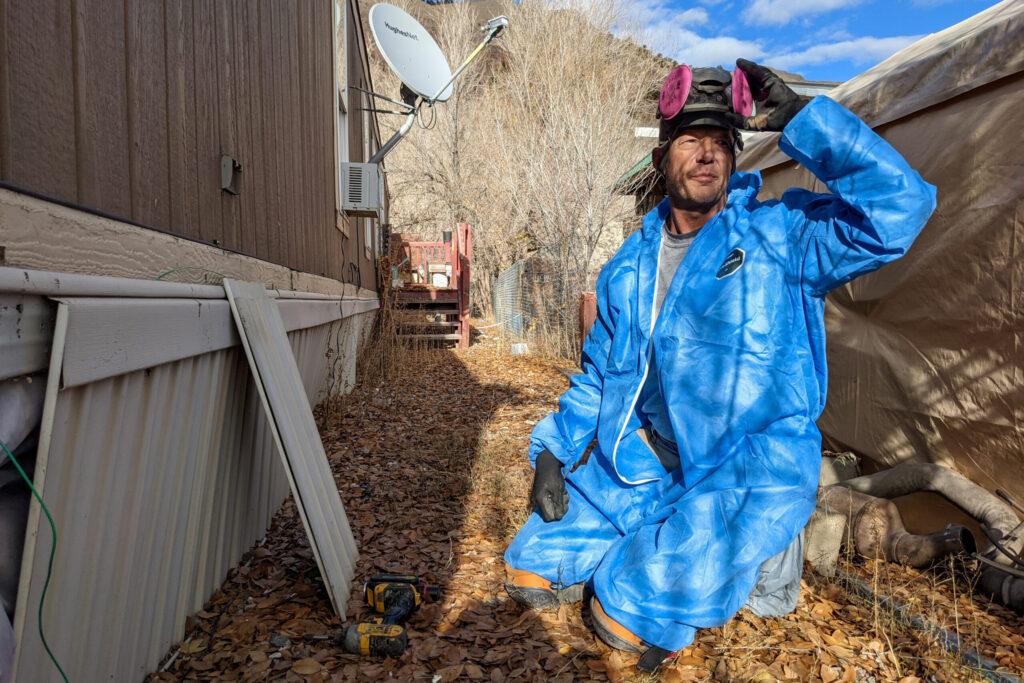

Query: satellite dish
[369,4,454,103]
[363,4,506,165]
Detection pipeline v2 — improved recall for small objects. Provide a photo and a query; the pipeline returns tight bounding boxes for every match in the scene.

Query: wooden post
[457,223,472,349]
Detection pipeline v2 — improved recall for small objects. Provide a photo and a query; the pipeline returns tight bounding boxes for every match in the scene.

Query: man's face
[662,126,733,213]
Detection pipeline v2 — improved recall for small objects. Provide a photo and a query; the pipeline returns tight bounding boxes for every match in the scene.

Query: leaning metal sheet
[223,279,357,617]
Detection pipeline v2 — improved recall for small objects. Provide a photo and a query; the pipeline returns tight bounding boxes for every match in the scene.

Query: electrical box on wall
[341,162,381,217]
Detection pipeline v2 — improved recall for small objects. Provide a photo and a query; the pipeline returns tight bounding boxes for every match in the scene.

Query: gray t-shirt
[653,226,696,317]
[640,224,695,446]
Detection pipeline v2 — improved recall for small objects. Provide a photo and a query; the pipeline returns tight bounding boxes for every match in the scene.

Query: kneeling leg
[504,480,619,609]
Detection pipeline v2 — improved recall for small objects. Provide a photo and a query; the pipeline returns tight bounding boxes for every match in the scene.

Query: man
[502,60,937,671]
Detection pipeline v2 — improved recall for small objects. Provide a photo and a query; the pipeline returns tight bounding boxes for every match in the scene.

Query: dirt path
[149,343,1022,682]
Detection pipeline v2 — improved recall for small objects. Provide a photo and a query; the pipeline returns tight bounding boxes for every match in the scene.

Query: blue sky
[618,0,1000,82]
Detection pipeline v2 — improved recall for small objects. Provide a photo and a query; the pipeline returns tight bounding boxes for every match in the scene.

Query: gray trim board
[54,297,378,388]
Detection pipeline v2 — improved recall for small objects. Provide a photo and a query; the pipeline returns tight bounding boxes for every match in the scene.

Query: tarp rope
[1,440,69,682]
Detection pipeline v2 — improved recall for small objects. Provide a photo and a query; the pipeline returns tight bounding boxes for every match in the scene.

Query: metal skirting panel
[11,308,375,683]
[0,295,56,381]
[223,280,357,619]
[292,308,369,404]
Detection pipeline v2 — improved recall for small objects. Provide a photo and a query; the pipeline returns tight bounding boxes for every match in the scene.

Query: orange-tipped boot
[504,565,583,610]
[590,596,679,672]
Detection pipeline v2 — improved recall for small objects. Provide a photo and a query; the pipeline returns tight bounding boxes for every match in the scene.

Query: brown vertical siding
[127,0,171,228]
[73,0,132,217]
[165,0,201,242]
[316,1,337,281]
[298,0,323,277]
[192,0,223,246]
[0,0,379,290]
[257,0,284,268]
[214,0,241,253]
[283,2,304,273]
[233,0,265,262]
[2,1,77,198]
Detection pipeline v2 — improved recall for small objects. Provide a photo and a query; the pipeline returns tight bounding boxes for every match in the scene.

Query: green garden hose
[1,440,69,682]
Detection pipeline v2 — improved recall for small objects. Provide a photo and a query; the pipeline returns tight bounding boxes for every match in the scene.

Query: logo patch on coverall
[715,248,745,279]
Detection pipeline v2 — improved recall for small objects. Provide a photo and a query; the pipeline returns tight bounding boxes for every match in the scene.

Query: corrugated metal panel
[291,308,367,404]
[12,302,375,682]
[223,280,357,619]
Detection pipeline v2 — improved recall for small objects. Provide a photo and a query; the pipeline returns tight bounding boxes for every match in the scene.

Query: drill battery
[337,622,408,658]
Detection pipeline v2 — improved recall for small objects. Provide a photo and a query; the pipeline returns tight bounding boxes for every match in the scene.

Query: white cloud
[619,0,707,27]
[621,1,763,67]
[677,7,710,25]
[767,34,923,70]
[652,29,764,66]
[746,0,864,26]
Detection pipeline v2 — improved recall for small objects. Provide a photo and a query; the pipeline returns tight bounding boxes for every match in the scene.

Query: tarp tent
[739,0,1024,503]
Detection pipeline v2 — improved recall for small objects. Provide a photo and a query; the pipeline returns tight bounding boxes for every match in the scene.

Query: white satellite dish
[369,3,454,102]
[360,4,507,166]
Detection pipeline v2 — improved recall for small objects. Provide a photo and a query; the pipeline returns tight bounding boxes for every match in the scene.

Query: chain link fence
[490,254,585,357]
[491,258,527,337]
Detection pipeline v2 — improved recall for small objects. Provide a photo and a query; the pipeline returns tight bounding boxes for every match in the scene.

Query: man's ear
[652,145,666,175]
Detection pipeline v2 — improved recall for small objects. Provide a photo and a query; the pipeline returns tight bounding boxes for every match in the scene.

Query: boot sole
[504,582,584,610]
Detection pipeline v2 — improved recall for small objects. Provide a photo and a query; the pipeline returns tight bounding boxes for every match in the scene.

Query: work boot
[589,596,679,673]
[504,565,583,610]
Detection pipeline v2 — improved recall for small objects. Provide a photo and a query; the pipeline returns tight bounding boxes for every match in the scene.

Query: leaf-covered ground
[148,339,1024,682]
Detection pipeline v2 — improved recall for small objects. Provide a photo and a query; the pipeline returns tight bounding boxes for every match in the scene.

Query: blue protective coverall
[504,96,937,651]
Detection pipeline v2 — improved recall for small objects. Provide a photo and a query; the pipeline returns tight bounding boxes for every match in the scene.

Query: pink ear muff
[659,65,692,120]
[732,67,753,117]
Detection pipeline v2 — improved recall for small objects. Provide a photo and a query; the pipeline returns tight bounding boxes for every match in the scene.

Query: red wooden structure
[392,224,472,348]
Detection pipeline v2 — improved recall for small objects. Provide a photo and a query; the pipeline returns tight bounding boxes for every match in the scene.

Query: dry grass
[356,256,405,386]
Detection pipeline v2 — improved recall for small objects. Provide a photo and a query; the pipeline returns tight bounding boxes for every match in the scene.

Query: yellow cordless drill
[336,574,441,658]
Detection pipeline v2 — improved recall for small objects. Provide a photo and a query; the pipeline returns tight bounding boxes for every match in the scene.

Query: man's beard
[667,181,726,214]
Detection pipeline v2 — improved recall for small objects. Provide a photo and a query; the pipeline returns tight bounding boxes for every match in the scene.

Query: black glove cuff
[535,449,563,473]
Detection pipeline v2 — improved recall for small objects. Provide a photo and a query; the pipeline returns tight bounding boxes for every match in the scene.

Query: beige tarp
[739,0,1024,502]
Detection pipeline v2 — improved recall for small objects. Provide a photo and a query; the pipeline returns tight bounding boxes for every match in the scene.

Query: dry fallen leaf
[661,667,704,683]
[291,658,323,675]
[434,664,464,682]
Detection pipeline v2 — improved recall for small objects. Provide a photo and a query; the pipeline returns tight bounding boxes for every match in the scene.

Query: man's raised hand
[730,58,809,132]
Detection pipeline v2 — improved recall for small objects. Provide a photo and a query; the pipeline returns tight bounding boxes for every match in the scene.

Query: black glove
[730,59,809,132]
[531,450,569,522]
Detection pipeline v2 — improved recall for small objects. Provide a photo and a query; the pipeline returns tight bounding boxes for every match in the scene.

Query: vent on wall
[342,162,381,217]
